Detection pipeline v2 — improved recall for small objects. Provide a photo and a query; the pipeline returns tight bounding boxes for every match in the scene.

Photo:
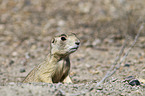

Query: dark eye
[61,36,66,41]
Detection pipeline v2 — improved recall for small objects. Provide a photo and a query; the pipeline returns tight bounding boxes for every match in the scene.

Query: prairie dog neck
[45,54,70,65]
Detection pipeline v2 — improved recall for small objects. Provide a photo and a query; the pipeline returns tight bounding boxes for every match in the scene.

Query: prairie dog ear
[51,38,55,43]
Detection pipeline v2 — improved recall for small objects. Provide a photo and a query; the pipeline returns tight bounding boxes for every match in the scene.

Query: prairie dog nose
[75,41,80,45]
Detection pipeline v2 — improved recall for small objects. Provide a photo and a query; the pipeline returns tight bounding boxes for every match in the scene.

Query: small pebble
[124,63,130,67]
[55,89,65,96]
[0,72,3,75]
[8,82,15,85]
[25,52,31,59]
[92,39,101,46]
[129,79,140,86]
[20,68,26,73]
[12,52,18,56]
[9,60,14,65]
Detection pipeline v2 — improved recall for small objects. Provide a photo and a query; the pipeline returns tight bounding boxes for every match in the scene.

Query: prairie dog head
[50,33,80,56]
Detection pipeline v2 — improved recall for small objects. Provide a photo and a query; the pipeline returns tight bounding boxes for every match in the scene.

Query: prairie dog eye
[61,36,66,41]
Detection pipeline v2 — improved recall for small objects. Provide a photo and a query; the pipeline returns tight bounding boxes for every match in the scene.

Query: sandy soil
[0,0,145,95]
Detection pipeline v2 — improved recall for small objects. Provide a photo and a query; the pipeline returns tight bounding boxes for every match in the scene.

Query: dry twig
[73,23,144,96]
[96,23,144,87]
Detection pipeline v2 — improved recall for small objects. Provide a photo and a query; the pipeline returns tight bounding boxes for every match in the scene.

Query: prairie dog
[23,33,80,83]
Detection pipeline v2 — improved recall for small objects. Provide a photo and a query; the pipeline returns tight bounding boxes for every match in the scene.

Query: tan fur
[22,33,80,83]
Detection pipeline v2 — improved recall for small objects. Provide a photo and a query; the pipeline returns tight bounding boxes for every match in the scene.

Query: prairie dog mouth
[69,46,79,52]
[71,47,78,49]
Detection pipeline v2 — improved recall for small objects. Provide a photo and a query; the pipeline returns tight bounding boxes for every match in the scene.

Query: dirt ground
[0,0,145,95]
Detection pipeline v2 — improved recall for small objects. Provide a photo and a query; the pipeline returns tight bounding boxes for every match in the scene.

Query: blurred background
[0,0,145,84]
